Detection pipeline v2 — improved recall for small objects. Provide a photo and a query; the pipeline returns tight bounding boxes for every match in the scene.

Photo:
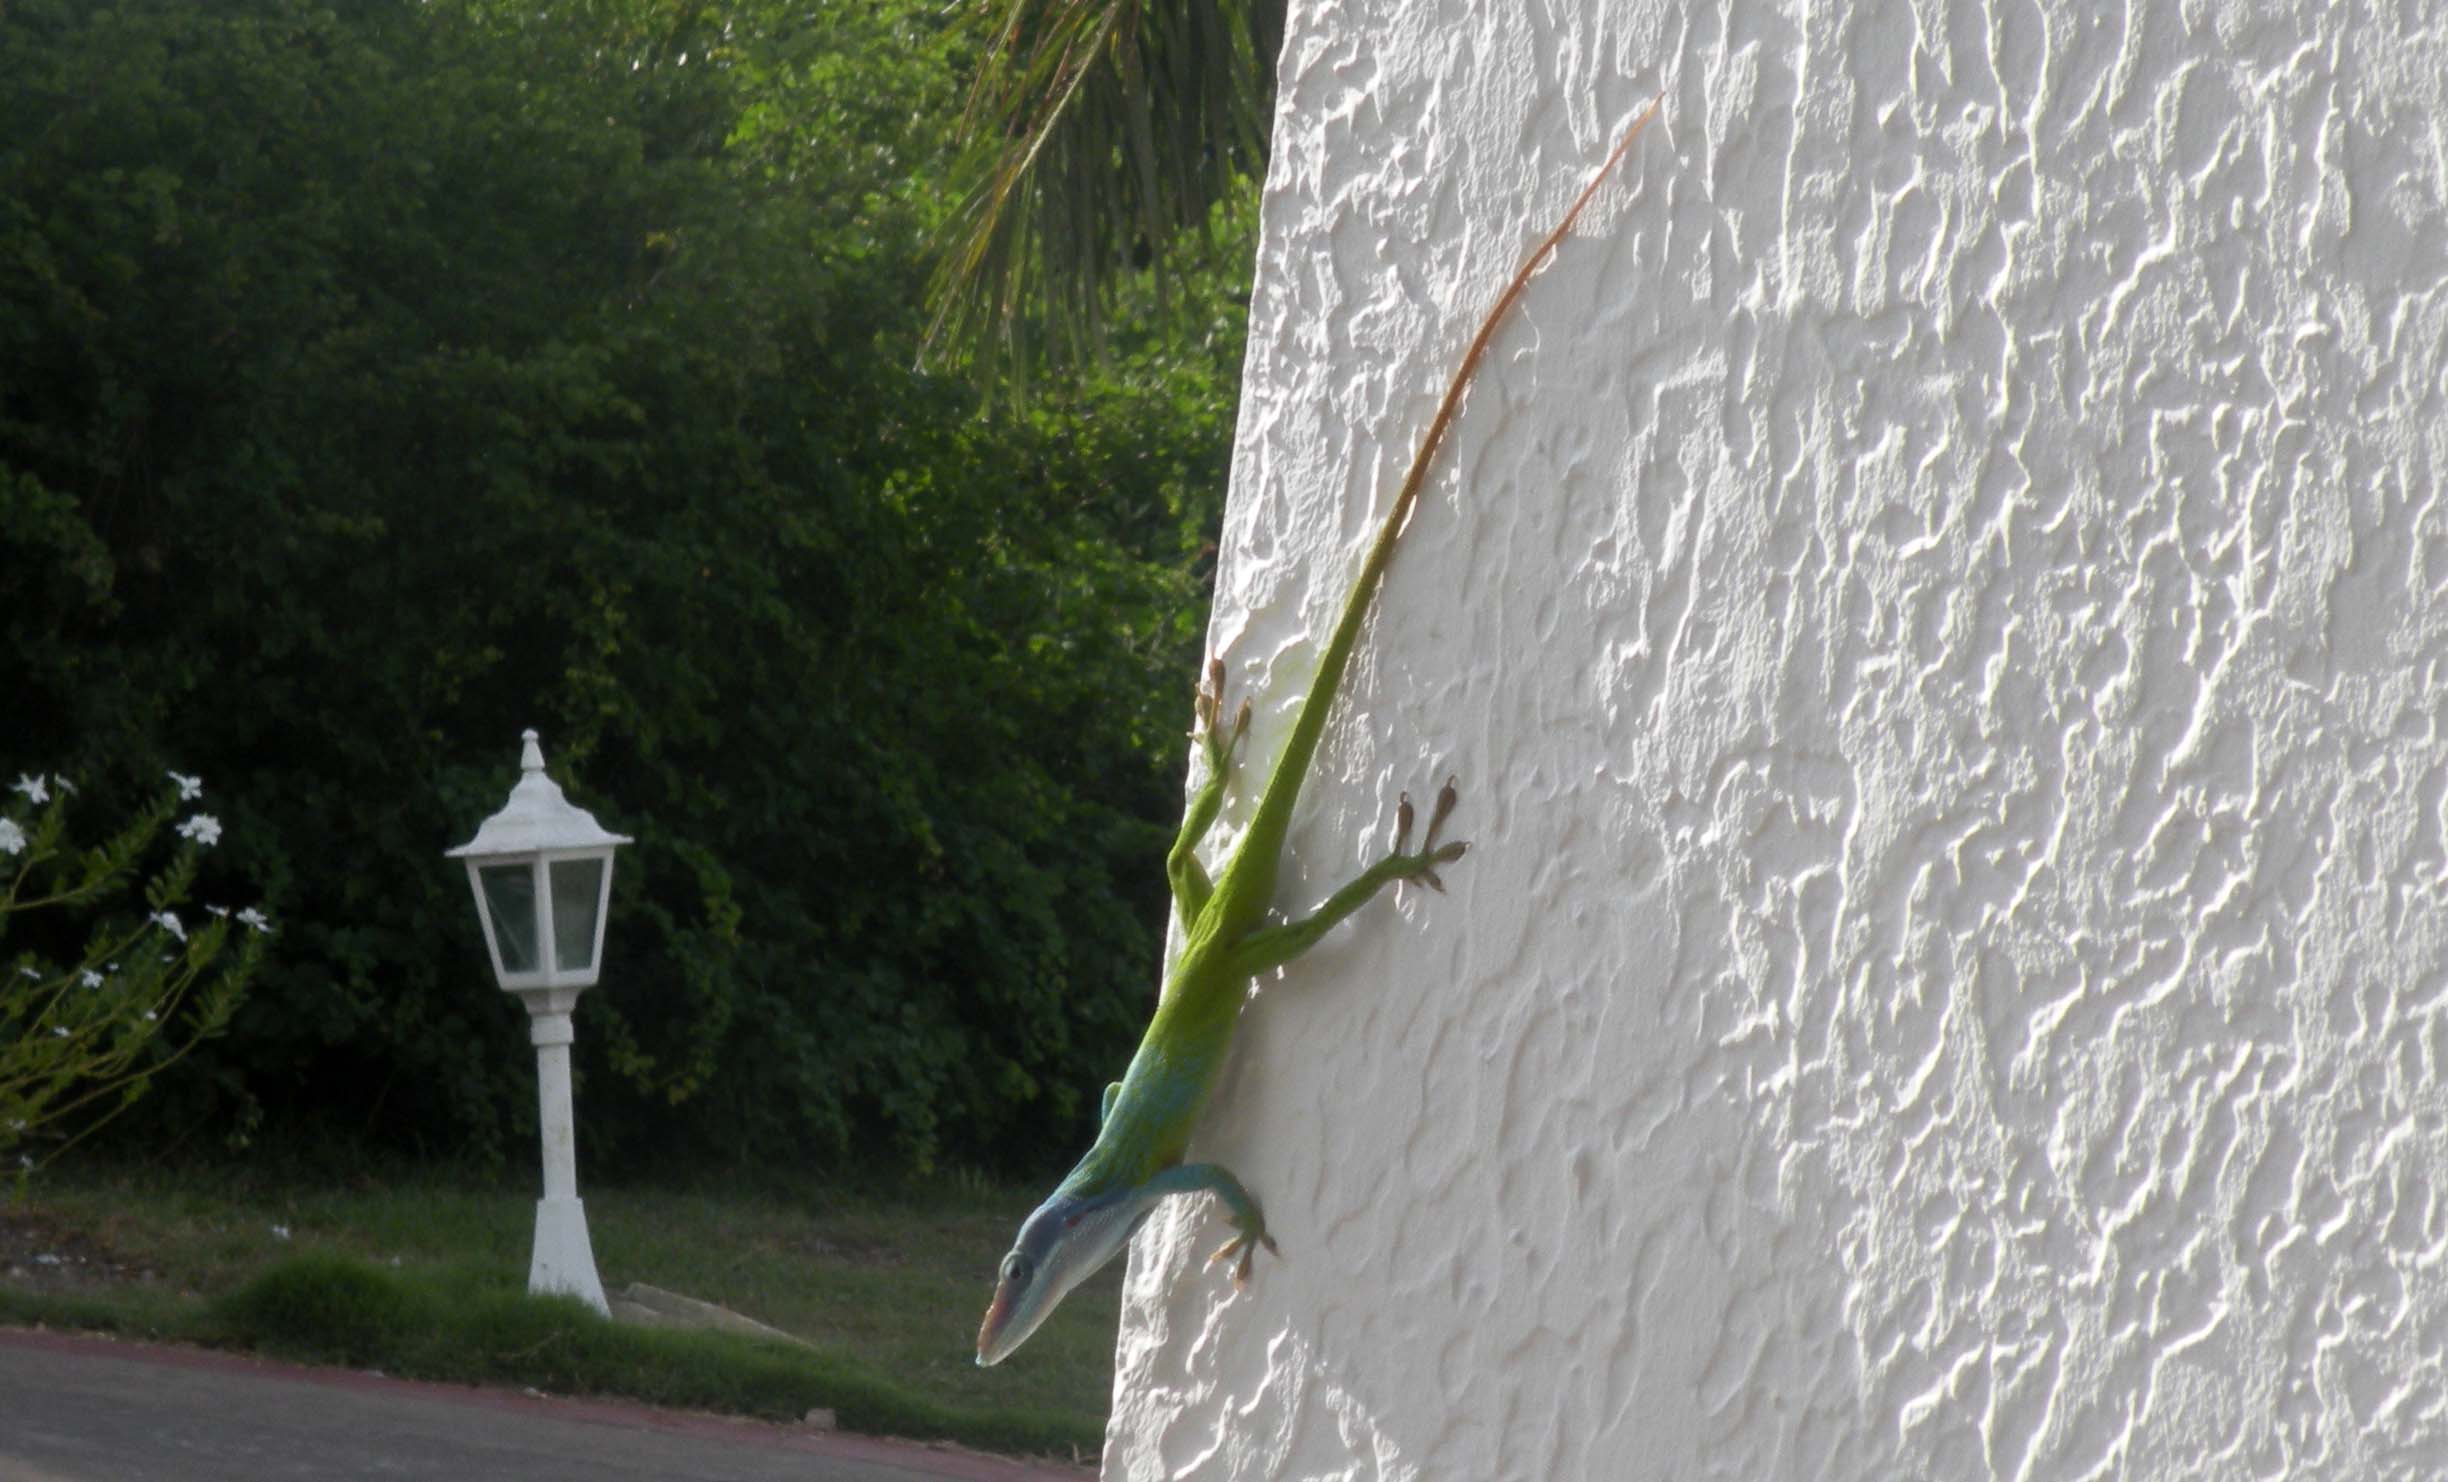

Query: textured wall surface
[1104,2,2448,1477]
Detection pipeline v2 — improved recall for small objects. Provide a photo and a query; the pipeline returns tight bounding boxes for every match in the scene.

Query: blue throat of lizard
[976,1186,1155,1365]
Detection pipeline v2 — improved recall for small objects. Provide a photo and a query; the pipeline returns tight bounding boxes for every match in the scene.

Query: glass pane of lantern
[477,864,539,974]
[550,856,606,974]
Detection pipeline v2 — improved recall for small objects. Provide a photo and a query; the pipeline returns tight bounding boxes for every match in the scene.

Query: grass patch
[200,1253,1090,1456]
[0,1163,1117,1460]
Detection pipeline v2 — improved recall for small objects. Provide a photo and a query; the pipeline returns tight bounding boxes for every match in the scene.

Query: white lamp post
[446,729,630,1316]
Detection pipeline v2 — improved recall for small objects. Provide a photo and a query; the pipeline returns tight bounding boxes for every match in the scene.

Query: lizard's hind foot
[1194,656,1252,771]
[1396,775,1471,893]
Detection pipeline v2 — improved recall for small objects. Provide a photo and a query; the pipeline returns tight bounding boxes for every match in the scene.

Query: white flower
[50,1026,68,1038]
[177,814,223,847]
[50,775,74,796]
[0,819,23,857]
[16,966,37,981]
[141,1010,156,1023]
[153,911,187,943]
[207,905,231,918]
[167,771,203,800]
[236,908,272,934]
[79,970,102,988]
[270,1224,291,1241]
[12,774,48,805]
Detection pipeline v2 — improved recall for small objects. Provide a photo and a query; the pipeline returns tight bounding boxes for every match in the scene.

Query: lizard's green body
[978,103,1658,1366]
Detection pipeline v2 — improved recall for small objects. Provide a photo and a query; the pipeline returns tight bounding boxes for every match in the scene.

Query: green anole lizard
[978,100,1659,1366]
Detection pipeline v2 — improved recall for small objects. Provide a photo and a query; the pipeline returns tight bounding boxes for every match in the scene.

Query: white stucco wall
[1106,2,2448,1478]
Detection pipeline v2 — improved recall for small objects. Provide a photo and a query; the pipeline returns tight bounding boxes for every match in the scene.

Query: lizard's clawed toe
[1422,776,1461,851]
[1209,1239,1251,1286]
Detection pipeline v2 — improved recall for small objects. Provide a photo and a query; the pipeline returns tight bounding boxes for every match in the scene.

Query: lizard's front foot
[1207,1211,1281,1287]
[1394,775,1471,893]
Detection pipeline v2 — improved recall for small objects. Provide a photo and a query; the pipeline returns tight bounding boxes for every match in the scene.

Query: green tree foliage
[930,0,1281,378]
[0,0,1246,1172]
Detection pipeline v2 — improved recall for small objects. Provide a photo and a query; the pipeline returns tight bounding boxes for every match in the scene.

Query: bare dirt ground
[0,1204,162,1297]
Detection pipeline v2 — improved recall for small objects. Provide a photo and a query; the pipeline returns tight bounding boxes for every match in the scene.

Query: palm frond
[927,0,1284,386]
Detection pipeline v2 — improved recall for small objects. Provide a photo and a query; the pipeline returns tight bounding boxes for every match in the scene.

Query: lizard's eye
[1000,1252,1031,1287]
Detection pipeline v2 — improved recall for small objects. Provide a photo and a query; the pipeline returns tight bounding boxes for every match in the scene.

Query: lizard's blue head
[976,1189,1145,1366]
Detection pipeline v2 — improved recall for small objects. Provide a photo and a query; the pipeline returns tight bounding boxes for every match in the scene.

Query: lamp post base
[529,1194,609,1316]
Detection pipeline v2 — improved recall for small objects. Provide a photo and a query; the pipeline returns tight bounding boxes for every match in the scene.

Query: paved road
[0,1328,1092,1482]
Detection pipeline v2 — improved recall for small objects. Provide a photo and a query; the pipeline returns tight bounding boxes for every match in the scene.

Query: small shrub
[2,772,267,1172]
[215,1254,439,1366]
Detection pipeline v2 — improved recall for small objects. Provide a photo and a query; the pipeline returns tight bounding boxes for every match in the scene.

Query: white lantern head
[446,730,631,992]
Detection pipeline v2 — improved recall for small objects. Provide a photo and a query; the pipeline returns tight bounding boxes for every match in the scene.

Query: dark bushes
[0,0,1241,1173]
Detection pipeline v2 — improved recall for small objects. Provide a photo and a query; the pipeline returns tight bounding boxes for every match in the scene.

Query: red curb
[0,1324,1095,1481]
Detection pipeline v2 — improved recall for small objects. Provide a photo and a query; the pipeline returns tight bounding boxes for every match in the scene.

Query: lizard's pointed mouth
[976,1281,1019,1366]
